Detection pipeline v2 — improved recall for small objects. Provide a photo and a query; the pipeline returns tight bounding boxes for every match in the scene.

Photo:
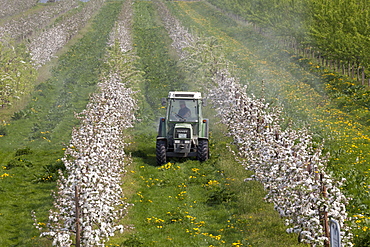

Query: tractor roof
[168,91,202,99]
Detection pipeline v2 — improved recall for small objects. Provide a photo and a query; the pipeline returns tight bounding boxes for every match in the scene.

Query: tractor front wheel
[197,139,209,162]
[156,140,167,166]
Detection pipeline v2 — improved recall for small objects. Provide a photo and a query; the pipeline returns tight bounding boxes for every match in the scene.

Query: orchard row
[0,0,38,19]
[0,0,104,107]
[33,0,141,245]
[156,1,353,245]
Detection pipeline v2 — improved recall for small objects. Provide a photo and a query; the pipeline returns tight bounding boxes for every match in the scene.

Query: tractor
[156,91,209,165]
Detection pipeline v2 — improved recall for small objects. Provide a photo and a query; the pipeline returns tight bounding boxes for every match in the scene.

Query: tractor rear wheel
[197,139,209,162]
[156,140,167,166]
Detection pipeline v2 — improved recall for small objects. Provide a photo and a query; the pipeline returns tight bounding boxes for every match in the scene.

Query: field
[0,0,369,246]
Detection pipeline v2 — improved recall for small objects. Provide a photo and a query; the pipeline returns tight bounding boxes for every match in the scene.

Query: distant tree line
[207,0,370,79]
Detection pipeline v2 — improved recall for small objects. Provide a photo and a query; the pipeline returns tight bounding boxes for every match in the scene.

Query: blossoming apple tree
[33,1,141,245]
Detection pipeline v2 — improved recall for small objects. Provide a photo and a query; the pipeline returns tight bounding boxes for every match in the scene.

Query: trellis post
[75,185,81,247]
[320,174,330,247]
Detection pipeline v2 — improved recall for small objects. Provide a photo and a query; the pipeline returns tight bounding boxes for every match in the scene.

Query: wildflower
[192,167,200,173]
[207,180,220,186]
[1,173,10,178]
[232,240,243,246]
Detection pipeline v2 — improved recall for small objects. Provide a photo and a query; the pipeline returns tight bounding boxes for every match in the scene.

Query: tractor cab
[156,92,209,165]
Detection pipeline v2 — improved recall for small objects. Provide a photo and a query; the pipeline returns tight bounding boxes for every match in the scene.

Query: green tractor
[156,91,209,165]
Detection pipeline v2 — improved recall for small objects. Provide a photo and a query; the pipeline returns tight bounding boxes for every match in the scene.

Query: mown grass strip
[0,1,123,246]
[132,1,187,119]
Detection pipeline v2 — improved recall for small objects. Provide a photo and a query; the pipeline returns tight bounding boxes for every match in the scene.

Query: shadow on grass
[131,146,157,167]
[131,143,198,167]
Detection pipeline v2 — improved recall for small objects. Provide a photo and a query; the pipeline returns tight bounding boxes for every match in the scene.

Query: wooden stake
[75,185,81,247]
[362,66,365,85]
[320,174,330,247]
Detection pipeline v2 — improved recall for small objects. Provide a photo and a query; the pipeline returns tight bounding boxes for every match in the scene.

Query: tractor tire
[156,140,167,166]
[197,139,209,162]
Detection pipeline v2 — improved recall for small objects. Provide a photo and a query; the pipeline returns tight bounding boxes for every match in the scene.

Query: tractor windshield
[169,99,198,122]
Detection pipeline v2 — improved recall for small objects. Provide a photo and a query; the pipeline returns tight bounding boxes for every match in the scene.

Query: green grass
[0,1,124,245]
